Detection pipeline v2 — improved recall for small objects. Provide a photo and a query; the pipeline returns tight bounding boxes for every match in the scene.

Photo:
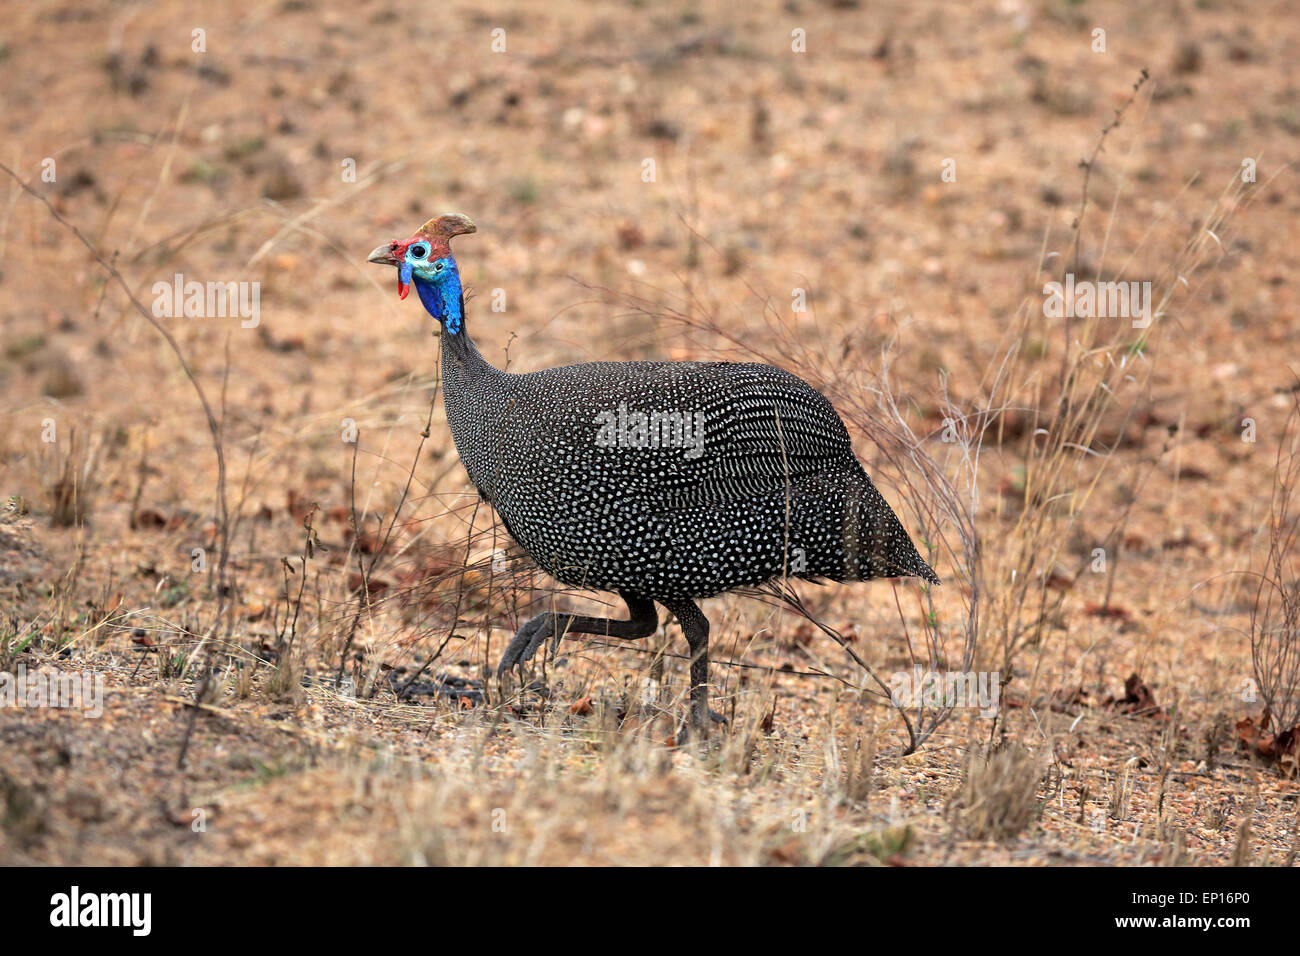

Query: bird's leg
[497,592,657,675]
[663,599,716,738]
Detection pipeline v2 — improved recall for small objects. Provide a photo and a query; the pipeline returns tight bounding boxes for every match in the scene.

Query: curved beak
[368,242,401,267]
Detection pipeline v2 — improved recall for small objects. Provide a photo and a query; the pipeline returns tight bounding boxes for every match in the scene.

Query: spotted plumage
[369,215,938,735]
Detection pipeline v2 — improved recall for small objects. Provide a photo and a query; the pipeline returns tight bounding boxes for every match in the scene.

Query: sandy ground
[1,0,1298,865]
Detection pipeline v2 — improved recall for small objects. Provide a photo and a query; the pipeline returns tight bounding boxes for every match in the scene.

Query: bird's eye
[410,244,428,259]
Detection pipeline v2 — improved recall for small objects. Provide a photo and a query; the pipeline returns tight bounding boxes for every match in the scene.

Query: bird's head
[368,214,476,332]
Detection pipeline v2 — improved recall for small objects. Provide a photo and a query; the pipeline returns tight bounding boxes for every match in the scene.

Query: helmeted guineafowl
[368,214,939,735]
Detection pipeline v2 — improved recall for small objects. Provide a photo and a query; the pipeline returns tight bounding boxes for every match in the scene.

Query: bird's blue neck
[414,269,464,335]
[412,267,486,370]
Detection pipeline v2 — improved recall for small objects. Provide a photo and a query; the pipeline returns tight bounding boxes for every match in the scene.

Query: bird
[368,214,939,736]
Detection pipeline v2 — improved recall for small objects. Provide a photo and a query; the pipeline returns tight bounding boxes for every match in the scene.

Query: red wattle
[398,280,410,300]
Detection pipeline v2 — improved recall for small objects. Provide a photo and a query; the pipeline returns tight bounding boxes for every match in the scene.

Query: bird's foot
[496,614,557,675]
[674,708,728,745]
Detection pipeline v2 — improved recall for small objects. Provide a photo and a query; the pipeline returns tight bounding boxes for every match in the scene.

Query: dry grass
[39,427,103,528]
[946,740,1050,843]
[1244,391,1300,770]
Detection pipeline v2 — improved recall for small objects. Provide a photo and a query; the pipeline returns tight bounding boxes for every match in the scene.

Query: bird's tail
[843,472,941,586]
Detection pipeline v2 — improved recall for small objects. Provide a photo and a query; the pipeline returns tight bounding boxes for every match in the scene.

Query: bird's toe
[496,616,550,675]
